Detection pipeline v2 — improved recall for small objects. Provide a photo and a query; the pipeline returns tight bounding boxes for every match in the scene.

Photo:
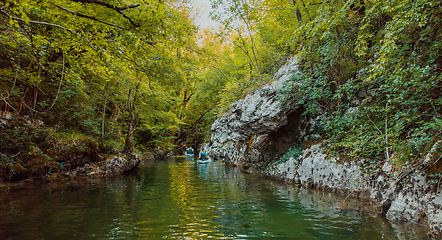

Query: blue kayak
[185,153,194,157]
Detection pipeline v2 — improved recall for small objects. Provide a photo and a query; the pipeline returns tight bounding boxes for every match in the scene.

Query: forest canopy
[0,0,200,151]
[1,0,441,181]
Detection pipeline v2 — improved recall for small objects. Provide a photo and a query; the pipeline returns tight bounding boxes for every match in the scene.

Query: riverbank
[0,151,141,192]
[0,114,149,190]
[210,114,442,240]
[208,57,442,239]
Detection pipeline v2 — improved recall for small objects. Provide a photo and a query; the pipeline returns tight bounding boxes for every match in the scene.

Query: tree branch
[0,9,98,51]
[0,73,17,112]
[175,108,213,143]
[50,1,129,29]
[0,93,17,112]
[117,10,139,27]
[45,53,65,111]
[211,66,235,86]
[70,0,140,11]
[123,88,136,153]
[69,0,140,27]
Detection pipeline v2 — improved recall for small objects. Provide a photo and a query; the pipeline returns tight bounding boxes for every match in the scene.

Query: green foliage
[270,0,442,171]
[0,118,49,154]
[271,144,303,167]
[0,0,203,155]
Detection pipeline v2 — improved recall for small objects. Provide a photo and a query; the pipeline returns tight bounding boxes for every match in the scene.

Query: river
[0,156,428,239]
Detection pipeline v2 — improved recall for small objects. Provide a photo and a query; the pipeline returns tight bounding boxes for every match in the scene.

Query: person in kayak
[186,146,194,155]
[198,147,210,160]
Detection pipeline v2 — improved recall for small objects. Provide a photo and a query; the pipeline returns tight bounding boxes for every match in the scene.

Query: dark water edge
[0,157,429,239]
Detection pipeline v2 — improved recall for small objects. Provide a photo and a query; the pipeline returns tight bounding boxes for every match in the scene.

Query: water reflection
[0,157,429,240]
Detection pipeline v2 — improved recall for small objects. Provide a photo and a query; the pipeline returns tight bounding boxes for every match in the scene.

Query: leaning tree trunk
[292,0,302,25]
[123,89,136,154]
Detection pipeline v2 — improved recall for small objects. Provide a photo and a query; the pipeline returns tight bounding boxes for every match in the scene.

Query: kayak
[185,153,194,157]
[197,157,211,164]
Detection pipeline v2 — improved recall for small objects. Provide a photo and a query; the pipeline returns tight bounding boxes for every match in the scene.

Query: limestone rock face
[211,57,299,145]
[211,85,299,144]
[265,144,368,193]
[210,57,301,165]
[264,143,442,239]
[209,55,442,238]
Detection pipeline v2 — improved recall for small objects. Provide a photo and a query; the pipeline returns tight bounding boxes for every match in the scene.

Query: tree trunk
[101,88,107,138]
[292,0,302,25]
[33,83,38,110]
[123,88,136,153]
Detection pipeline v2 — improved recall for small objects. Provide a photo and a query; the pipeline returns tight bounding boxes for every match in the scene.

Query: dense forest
[1,0,441,182]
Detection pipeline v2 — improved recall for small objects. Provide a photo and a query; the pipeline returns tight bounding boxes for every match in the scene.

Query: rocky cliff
[210,57,305,171]
[209,57,442,239]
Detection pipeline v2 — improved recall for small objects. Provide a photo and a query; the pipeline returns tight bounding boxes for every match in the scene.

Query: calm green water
[0,157,428,239]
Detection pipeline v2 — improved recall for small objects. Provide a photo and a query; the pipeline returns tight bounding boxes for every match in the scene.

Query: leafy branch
[0,9,98,50]
[69,0,141,27]
[70,0,140,11]
[49,2,129,29]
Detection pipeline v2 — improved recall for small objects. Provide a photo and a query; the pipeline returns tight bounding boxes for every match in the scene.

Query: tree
[0,0,199,153]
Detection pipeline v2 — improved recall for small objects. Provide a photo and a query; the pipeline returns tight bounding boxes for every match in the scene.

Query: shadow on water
[0,156,429,240]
